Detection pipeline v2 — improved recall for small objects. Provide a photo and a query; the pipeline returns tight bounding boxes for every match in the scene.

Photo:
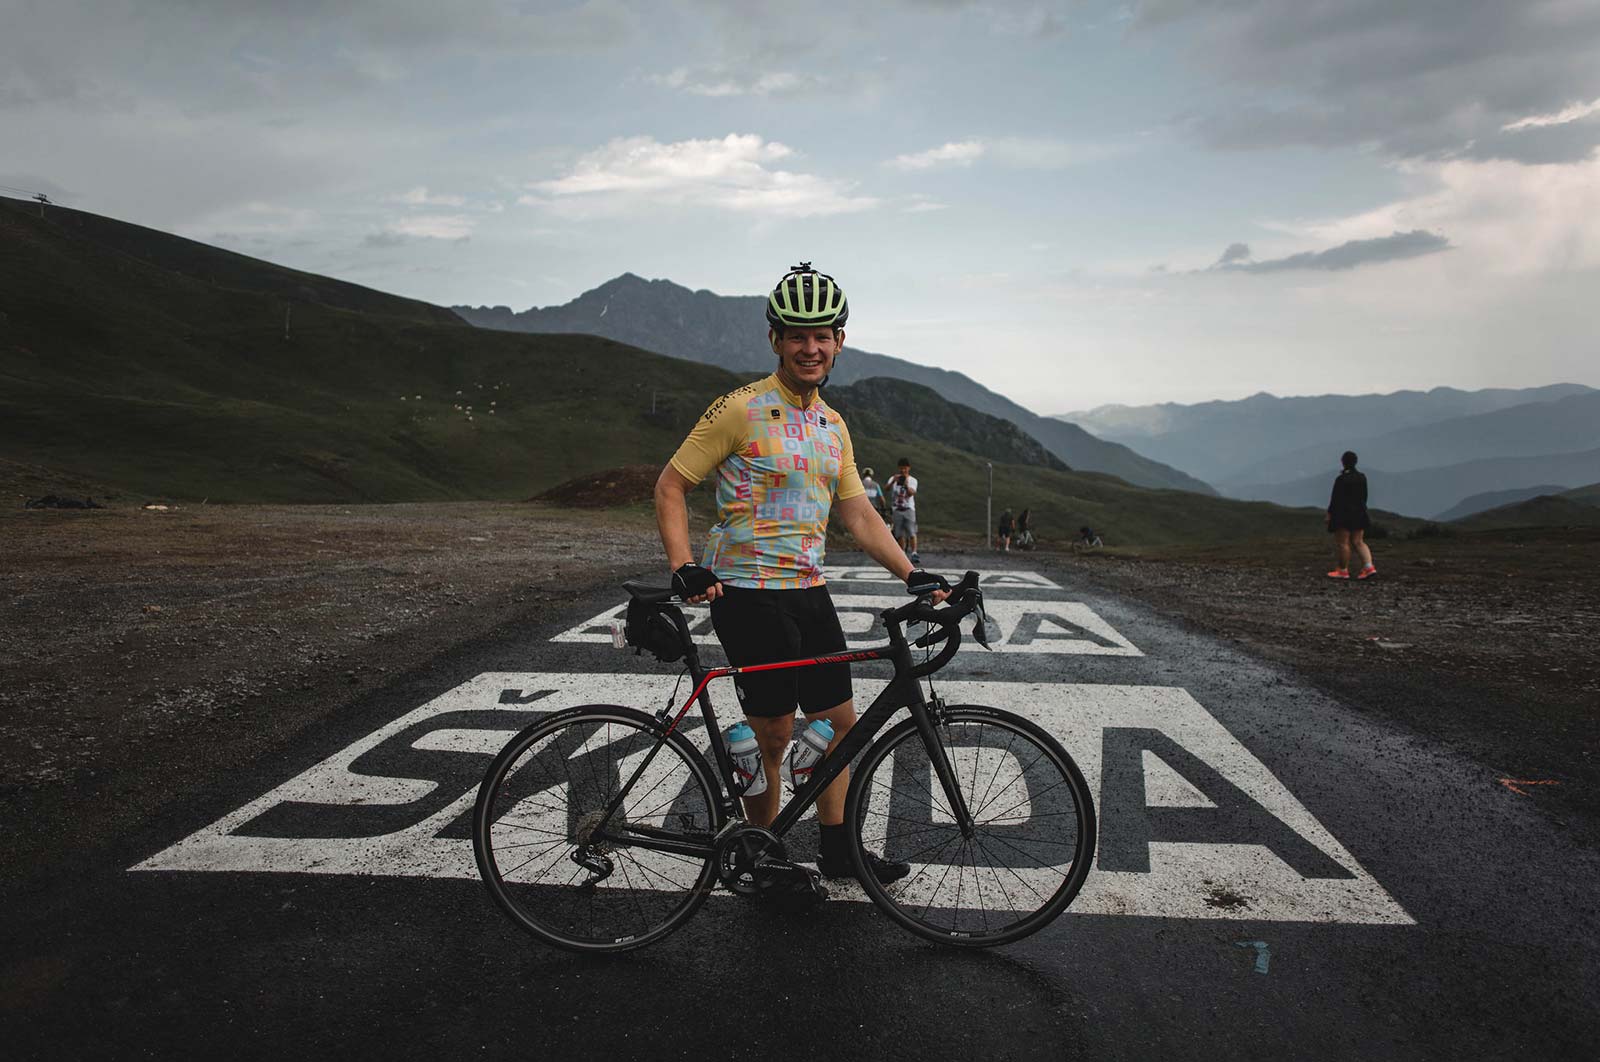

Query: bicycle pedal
[752,859,828,908]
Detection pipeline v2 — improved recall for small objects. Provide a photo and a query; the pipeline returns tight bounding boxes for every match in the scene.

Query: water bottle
[783,719,835,790]
[726,722,766,797]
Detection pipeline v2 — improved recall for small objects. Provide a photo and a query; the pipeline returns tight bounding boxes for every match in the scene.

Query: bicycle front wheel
[473,706,723,953]
[846,707,1095,947]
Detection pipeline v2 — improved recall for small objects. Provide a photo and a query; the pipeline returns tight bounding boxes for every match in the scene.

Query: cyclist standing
[653,262,943,886]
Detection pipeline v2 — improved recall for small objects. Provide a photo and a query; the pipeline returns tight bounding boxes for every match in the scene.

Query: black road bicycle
[472,571,1095,952]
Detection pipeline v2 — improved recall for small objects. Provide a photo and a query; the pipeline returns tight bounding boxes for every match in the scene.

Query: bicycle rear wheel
[473,706,723,953]
[846,707,1095,947]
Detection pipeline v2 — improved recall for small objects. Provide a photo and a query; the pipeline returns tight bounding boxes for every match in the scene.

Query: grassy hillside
[3,196,1341,546]
[1563,482,1600,505]
[1455,495,1600,531]
[0,196,734,502]
[826,377,1066,471]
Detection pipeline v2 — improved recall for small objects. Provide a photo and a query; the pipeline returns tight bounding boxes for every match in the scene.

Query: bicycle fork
[913,697,977,837]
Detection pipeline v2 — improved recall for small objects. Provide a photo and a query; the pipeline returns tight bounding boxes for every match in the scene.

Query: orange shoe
[1357,565,1377,580]
[1326,568,1350,579]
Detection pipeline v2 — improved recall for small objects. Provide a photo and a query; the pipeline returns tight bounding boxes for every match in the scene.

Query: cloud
[0,0,639,115]
[1464,111,1600,165]
[1135,0,1600,165]
[887,141,987,171]
[526,134,878,217]
[651,67,825,98]
[1502,95,1600,132]
[1212,230,1450,273]
[1265,153,1600,276]
[901,194,950,213]
[391,186,466,207]
[385,213,476,240]
[886,136,1125,171]
[1215,242,1250,265]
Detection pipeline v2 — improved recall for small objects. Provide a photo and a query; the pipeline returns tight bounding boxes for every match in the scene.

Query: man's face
[898,464,911,478]
[770,326,841,390]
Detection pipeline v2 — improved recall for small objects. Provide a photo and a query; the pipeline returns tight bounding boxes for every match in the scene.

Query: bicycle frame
[591,605,977,857]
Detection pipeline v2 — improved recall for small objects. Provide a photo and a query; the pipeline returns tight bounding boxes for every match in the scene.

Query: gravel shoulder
[0,501,665,887]
[1033,528,1600,825]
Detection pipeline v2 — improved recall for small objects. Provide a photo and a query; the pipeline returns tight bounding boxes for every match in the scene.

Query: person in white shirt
[888,456,920,563]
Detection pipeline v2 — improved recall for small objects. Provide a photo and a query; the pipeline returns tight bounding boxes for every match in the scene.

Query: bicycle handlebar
[882,571,992,670]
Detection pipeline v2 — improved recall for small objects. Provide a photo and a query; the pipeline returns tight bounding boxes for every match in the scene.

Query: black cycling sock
[818,823,851,863]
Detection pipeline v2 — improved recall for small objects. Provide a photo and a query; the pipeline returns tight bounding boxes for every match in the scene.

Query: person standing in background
[860,467,888,523]
[1326,450,1376,580]
[888,457,920,563]
[997,508,1014,551]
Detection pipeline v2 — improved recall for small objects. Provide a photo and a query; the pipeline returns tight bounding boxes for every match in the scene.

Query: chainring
[714,824,785,896]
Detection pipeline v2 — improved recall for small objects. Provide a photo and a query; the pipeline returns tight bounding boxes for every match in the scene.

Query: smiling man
[653,262,940,888]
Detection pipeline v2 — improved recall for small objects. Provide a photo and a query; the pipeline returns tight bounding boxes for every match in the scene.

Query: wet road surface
[7,556,1596,1059]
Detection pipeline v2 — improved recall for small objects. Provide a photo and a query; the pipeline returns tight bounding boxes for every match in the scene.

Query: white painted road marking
[826,566,1064,591]
[134,672,1411,925]
[552,596,1142,656]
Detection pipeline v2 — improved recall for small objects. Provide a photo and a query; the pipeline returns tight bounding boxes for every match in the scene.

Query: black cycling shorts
[709,585,853,718]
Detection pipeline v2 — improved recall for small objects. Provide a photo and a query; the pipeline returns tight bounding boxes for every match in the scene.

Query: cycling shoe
[818,849,911,885]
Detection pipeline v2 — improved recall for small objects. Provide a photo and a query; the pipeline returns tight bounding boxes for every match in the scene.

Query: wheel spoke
[476,711,717,951]
[851,713,1092,946]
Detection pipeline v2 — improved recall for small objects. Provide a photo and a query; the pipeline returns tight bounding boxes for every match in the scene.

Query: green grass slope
[1562,482,1600,505]
[1455,494,1600,531]
[1,197,734,502]
[3,196,1334,546]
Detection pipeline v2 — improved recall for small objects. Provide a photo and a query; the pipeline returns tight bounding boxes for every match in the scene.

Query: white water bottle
[727,722,766,797]
[783,719,835,790]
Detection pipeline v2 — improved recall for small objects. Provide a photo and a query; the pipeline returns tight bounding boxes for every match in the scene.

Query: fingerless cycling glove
[672,563,721,598]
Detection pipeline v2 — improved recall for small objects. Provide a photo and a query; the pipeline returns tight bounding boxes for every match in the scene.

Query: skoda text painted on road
[825,567,1064,591]
[134,672,1411,925]
[552,596,1143,656]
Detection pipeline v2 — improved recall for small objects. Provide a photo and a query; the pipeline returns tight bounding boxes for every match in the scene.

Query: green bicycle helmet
[766,262,849,331]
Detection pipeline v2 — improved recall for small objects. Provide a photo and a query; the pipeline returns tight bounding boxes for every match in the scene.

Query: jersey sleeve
[834,416,866,501]
[669,392,746,484]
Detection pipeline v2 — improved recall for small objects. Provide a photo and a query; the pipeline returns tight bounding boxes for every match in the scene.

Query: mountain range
[1234,447,1600,520]
[1,195,1328,547]
[454,275,1213,495]
[1060,385,1600,518]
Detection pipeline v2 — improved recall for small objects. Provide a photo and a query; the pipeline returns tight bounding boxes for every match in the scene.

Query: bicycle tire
[845,706,1095,947]
[473,705,724,953]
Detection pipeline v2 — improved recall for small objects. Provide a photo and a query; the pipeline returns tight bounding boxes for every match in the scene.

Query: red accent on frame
[660,648,891,736]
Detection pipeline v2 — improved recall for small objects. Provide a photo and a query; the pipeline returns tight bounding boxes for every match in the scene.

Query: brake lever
[970,595,993,650]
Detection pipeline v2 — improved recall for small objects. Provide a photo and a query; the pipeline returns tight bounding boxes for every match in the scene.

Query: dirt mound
[532,465,660,508]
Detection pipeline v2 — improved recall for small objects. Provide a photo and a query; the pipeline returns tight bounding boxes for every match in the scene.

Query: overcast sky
[5,0,1598,412]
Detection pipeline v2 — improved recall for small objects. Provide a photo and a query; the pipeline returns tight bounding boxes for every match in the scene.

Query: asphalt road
[7,554,1597,1060]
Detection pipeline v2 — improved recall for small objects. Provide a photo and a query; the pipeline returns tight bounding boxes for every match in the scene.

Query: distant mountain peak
[450,274,1214,494]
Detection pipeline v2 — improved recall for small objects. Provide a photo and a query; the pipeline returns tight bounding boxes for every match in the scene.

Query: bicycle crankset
[713,825,827,906]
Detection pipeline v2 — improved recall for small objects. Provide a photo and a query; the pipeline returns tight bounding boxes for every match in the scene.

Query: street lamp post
[986,462,993,551]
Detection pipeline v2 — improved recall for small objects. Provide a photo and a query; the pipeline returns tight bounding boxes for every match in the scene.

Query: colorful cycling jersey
[670,374,865,590]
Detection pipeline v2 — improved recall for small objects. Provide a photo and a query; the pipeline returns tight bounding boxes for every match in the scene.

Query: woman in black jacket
[1326,450,1376,580]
